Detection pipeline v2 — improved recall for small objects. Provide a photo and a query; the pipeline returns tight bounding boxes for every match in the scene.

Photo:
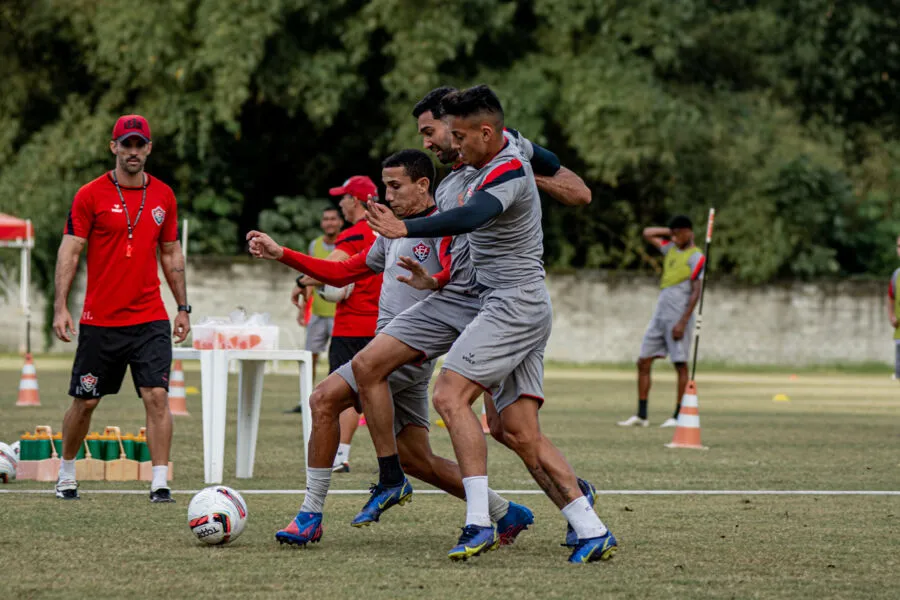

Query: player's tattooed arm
[160,241,188,306]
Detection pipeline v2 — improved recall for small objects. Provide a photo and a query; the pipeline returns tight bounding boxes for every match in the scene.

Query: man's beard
[120,156,144,174]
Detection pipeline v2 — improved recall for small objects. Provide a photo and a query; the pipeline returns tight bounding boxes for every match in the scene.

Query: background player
[887,235,900,379]
[619,216,706,428]
[52,115,190,502]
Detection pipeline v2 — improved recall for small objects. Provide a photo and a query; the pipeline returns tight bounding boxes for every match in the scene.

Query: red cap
[329,175,378,203]
[112,115,151,142]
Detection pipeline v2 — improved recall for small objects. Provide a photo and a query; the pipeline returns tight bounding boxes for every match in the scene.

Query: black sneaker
[150,488,176,503]
[55,480,80,500]
[283,405,304,414]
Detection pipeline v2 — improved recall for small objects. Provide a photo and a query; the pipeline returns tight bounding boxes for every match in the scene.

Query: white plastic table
[172,348,314,484]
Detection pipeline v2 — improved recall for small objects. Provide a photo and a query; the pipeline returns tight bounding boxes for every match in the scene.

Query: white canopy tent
[0,213,34,353]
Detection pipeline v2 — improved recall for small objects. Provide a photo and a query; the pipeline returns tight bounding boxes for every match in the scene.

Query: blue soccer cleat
[563,477,598,547]
[568,530,618,564]
[350,479,413,527]
[496,501,534,545]
[275,511,323,547]
[448,524,500,561]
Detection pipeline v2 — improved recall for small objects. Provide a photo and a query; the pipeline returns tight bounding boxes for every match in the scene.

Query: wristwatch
[177,304,192,314]
[295,276,306,288]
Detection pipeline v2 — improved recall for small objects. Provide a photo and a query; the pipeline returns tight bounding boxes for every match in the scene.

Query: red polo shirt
[331,218,381,337]
[65,172,178,327]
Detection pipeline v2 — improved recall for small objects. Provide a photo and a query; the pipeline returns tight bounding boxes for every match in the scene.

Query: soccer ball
[187,486,248,545]
[0,442,18,483]
[318,283,354,303]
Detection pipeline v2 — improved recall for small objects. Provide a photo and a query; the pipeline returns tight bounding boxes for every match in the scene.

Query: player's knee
[432,385,462,417]
[637,357,653,372]
[487,414,506,445]
[74,398,100,413]
[308,387,337,422]
[502,426,540,455]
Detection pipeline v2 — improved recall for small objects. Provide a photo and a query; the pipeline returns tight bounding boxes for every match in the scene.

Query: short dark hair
[382,149,436,190]
[412,86,457,119]
[668,215,693,230]
[439,84,504,127]
[322,206,341,217]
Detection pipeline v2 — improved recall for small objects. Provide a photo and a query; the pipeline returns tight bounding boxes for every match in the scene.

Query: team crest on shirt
[79,373,98,393]
[152,206,166,226]
[412,242,431,262]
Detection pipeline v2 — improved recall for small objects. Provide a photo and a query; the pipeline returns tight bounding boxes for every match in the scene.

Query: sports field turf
[2,359,898,599]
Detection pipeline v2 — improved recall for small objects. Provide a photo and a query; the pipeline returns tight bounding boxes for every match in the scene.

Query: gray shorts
[334,359,436,435]
[381,291,480,360]
[305,315,333,354]
[894,341,900,378]
[639,316,694,363]
[443,281,552,413]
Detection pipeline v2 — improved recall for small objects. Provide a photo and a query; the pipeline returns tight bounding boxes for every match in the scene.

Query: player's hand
[173,311,191,344]
[291,285,304,308]
[672,321,686,341]
[891,315,898,329]
[53,307,76,343]
[246,230,284,260]
[396,256,438,290]
[296,308,307,327]
[366,201,407,239]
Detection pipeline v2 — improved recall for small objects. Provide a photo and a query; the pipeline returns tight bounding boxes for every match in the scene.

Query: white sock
[333,443,351,466]
[462,476,491,527]
[300,467,332,513]
[487,489,510,522]
[151,465,169,492]
[562,495,608,539]
[58,459,76,482]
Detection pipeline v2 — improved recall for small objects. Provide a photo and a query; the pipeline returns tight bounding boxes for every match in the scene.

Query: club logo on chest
[412,242,430,262]
[152,206,166,226]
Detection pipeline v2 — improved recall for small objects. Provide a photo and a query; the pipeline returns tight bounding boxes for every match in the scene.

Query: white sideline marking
[2,489,900,496]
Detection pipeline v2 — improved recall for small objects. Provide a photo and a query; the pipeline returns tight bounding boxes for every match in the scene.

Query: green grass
[2,366,899,599]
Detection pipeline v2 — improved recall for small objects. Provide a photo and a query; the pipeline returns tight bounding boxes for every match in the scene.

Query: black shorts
[328,335,374,374]
[69,320,172,399]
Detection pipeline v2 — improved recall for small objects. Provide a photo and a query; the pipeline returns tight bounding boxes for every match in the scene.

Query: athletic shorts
[328,335,373,374]
[639,315,694,363]
[334,359,436,435]
[894,341,900,379]
[305,315,333,354]
[69,320,172,399]
[443,281,552,413]
[381,291,480,361]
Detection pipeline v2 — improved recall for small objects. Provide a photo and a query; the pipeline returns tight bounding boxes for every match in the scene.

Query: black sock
[673,405,681,419]
[637,399,648,420]
[377,454,404,487]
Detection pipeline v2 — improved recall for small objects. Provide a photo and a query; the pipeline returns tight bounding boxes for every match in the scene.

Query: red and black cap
[329,175,378,203]
[112,115,151,142]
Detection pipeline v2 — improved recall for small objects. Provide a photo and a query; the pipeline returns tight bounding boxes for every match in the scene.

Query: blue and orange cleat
[568,530,618,563]
[563,477,597,547]
[350,479,413,527]
[448,524,500,561]
[496,502,534,545]
[275,511,323,547]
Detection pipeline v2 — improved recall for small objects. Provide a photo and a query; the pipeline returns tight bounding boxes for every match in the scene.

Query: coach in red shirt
[52,115,190,503]
[297,175,382,471]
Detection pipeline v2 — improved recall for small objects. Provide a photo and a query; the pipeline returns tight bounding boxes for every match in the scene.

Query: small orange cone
[358,414,367,427]
[480,403,490,434]
[665,381,707,450]
[16,354,40,406]
[168,360,189,416]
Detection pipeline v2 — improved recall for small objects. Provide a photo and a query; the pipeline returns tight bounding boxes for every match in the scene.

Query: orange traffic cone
[665,381,707,450]
[16,354,40,406]
[168,360,189,416]
[358,414,367,426]
[480,403,490,434]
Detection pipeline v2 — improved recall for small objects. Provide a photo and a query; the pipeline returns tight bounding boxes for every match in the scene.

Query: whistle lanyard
[111,171,147,258]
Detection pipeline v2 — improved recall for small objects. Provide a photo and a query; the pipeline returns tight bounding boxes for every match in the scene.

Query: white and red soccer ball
[187,486,248,545]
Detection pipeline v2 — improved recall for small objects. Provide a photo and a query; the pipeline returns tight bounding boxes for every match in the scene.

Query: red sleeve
[64,187,93,238]
[690,255,706,281]
[334,222,374,255]
[278,246,377,287]
[161,189,179,243]
[889,281,895,300]
[432,236,453,289]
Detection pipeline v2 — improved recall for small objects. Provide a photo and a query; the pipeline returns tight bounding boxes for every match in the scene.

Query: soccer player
[247,149,532,547]
[297,177,382,472]
[363,86,617,563]
[887,236,900,379]
[618,216,706,428]
[52,115,190,502]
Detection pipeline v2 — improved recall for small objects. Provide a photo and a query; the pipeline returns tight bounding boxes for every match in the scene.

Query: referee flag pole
[666,208,714,450]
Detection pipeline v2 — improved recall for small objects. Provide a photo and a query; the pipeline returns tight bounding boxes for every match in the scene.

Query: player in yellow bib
[619,215,705,428]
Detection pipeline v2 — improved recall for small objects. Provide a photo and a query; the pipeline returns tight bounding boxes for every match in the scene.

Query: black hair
[668,215,693,230]
[439,84,504,127]
[322,206,341,217]
[412,86,457,119]
[382,149,436,191]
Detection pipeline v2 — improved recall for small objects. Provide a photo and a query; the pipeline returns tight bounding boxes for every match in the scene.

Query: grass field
[2,358,899,599]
